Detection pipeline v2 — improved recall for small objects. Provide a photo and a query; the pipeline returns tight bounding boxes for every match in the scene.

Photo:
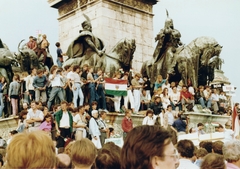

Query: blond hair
[6,131,56,169]
[71,138,97,168]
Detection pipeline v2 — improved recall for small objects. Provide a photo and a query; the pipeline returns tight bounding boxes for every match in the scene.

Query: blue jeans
[89,83,96,105]
[0,93,4,117]
[73,83,84,107]
[171,101,182,111]
[56,58,63,67]
[97,87,106,109]
[47,87,64,110]
[198,97,211,108]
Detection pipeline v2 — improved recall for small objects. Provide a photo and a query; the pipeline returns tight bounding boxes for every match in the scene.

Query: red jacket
[180,91,193,100]
[121,116,133,133]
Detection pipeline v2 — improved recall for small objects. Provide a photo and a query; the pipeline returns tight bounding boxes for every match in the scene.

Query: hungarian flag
[105,78,127,96]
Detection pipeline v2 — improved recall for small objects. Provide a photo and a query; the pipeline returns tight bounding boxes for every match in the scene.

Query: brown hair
[145,109,153,117]
[212,141,224,155]
[195,148,208,158]
[121,125,172,169]
[177,139,195,158]
[200,153,225,169]
[95,142,121,169]
[71,138,97,168]
[6,131,56,169]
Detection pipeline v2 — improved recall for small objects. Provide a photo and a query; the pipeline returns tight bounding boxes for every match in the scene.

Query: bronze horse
[63,38,136,77]
[141,36,222,87]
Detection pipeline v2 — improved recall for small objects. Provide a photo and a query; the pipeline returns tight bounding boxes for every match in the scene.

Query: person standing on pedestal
[97,111,109,147]
[131,73,143,113]
[73,106,87,140]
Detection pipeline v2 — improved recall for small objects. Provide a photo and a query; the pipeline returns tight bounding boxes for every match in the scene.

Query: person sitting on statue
[37,34,49,65]
[195,85,211,112]
[180,85,195,112]
[154,74,169,91]
[27,36,38,53]
[211,88,220,114]
[203,86,213,111]
[170,86,182,111]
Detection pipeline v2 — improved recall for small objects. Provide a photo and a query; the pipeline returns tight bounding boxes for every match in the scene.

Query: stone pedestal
[0,117,18,140]
[48,0,157,72]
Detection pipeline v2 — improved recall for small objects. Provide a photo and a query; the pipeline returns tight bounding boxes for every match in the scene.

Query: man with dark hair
[212,141,224,155]
[201,141,212,153]
[55,42,65,67]
[192,122,205,135]
[177,139,199,169]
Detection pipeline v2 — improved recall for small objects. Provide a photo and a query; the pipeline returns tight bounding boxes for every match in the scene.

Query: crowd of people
[1,125,240,169]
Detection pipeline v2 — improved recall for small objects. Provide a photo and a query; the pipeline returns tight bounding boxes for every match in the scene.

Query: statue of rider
[66,14,105,69]
[151,10,182,74]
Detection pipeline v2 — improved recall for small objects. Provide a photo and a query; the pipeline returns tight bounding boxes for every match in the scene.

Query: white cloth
[124,90,135,109]
[73,114,86,131]
[60,111,70,128]
[224,129,234,143]
[177,159,199,169]
[160,94,171,109]
[89,117,101,137]
[133,89,141,112]
[142,116,155,125]
[170,91,181,104]
[92,135,102,149]
[25,75,35,91]
[114,96,121,112]
[70,72,82,83]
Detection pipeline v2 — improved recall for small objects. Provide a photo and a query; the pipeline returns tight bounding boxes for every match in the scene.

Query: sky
[0,0,240,101]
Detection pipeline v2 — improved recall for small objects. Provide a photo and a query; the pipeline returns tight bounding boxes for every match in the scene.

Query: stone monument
[48,0,157,71]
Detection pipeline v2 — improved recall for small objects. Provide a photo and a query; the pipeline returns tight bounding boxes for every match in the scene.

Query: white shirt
[60,111,70,128]
[177,159,199,169]
[49,74,63,87]
[223,129,234,143]
[67,71,74,80]
[25,75,35,91]
[170,91,180,104]
[73,113,86,130]
[26,109,44,127]
[70,72,81,83]
[211,93,219,101]
[142,116,155,125]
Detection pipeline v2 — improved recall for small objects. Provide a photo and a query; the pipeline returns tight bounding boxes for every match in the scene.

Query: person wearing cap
[27,36,38,53]
[131,73,143,113]
[89,110,101,149]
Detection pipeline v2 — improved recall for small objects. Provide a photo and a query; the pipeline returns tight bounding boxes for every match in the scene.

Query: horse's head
[111,38,136,68]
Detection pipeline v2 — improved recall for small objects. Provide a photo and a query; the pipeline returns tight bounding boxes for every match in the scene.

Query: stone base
[0,117,18,140]
[185,105,230,131]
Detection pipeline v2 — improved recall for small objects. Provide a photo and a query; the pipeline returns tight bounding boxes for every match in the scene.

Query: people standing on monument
[47,66,65,110]
[8,74,21,117]
[33,69,48,104]
[87,66,100,105]
[94,68,107,111]
[37,34,49,65]
[27,36,38,53]
[131,73,143,113]
[143,75,151,100]
[55,42,65,68]
[81,64,89,103]
[0,76,7,119]
[112,71,122,113]
[25,68,36,101]
[140,89,151,110]
[122,72,135,112]
[70,65,84,108]
[65,65,73,103]
[121,110,133,140]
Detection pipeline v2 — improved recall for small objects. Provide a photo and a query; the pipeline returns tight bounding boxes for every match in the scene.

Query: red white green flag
[105,78,127,96]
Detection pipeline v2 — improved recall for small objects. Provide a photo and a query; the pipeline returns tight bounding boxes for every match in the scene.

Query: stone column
[48,0,157,72]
